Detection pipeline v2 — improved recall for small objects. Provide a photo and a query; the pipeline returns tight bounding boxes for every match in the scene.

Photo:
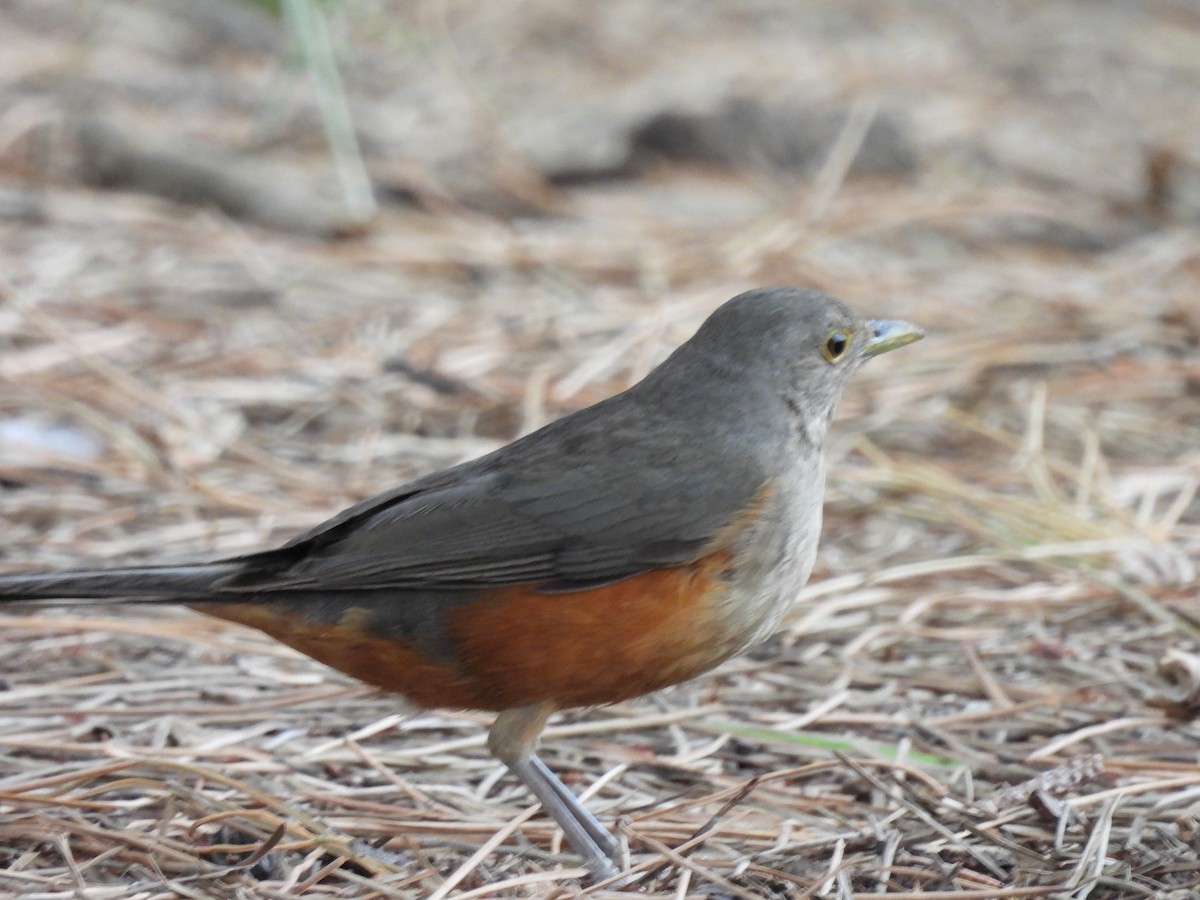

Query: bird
[0,286,922,878]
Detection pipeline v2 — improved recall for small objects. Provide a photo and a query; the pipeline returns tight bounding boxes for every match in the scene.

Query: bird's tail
[0,562,246,605]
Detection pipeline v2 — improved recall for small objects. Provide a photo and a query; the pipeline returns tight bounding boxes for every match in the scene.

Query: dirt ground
[1,1,1199,897]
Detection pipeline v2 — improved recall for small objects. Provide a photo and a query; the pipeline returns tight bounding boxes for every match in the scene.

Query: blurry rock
[156,0,281,57]
[1144,147,1200,225]
[0,186,45,224]
[959,212,1127,254]
[75,117,369,239]
[5,0,278,63]
[630,98,917,177]
[512,104,639,185]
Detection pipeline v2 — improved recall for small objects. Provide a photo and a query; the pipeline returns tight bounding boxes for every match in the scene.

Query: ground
[0,1,1198,897]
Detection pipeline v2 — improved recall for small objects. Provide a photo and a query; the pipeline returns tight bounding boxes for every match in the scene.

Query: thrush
[0,286,923,878]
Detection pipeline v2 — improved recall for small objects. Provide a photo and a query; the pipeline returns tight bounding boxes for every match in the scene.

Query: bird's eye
[821,329,851,363]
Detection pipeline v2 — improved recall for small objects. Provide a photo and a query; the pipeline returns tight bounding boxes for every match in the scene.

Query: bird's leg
[525,755,619,857]
[489,704,619,879]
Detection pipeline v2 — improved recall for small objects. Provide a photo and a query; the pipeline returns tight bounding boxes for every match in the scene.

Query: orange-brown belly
[197,552,737,712]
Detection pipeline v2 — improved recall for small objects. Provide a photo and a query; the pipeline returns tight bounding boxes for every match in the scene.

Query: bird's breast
[708,462,824,656]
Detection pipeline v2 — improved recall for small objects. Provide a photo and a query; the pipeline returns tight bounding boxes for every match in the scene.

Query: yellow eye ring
[821,328,852,363]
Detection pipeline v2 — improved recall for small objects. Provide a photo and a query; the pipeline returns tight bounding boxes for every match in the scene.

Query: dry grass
[1,1,1199,897]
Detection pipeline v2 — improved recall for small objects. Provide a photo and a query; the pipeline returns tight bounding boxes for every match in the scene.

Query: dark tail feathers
[0,562,246,605]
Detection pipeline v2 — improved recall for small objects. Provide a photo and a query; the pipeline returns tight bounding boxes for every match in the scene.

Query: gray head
[645,286,923,444]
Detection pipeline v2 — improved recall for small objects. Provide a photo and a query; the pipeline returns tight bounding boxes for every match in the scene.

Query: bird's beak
[863,319,924,357]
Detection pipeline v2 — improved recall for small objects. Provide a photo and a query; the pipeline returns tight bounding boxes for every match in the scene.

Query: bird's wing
[227,400,768,593]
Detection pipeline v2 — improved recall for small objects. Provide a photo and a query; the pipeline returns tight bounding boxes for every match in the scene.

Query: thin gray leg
[509,756,618,880]
[488,704,620,879]
[527,755,619,858]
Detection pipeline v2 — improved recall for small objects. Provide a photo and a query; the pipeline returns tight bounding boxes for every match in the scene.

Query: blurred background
[0,2,1198,896]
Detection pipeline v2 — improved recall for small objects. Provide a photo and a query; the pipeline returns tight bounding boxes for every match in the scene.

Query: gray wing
[228,396,767,592]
